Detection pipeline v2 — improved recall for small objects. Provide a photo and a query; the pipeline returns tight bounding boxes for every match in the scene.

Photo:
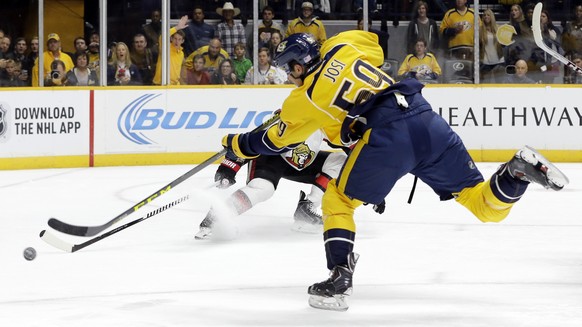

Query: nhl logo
[0,102,8,139]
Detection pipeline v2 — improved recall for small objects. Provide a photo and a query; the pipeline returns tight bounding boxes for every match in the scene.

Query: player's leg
[287,151,347,232]
[195,156,283,240]
[455,146,569,222]
[308,128,412,311]
[407,109,568,223]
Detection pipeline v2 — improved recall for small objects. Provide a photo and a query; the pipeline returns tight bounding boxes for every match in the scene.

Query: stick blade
[48,218,92,236]
[39,230,74,253]
[532,3,544,46]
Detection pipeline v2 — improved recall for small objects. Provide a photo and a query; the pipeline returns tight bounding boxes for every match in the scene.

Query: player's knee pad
[455,181,513,223]
[244,178,276,206]
[322,181,362,232]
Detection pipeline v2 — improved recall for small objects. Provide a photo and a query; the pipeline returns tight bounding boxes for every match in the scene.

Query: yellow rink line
[0,150,581,170]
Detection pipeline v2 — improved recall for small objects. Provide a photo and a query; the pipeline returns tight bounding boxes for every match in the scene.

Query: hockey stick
[47,112,280,237]
[532,3,582,75]
[40,195,190,253]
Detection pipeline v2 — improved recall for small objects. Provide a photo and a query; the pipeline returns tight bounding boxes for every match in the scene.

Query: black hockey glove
[364,199,386,215]
[214,153,247,189]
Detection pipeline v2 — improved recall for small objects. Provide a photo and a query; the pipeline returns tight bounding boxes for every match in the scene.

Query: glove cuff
[220,158,242,172]
[223,134,259,160]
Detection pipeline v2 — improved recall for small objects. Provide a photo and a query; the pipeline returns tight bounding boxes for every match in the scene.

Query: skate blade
[291,221,322,234]
[194,227,212,240]
[308,295,349,311]
[522,146,570,190]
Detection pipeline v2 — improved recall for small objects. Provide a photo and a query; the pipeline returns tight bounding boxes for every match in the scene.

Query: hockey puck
[23,247,36,261]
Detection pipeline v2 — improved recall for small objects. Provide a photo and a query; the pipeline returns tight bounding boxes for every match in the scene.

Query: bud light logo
[118,94,272,145]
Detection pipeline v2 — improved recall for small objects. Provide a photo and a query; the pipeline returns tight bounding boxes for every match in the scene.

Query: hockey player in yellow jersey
[219,31,569,311]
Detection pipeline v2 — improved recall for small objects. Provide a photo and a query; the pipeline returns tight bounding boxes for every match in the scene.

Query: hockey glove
[364,199,386,215]
[222,134,260,160]
[340,116,367,147]
[215,153,247,189]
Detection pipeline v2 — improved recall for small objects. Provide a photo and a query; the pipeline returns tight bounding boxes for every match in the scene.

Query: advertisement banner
[0,90,89,157]
[94,88,292,154]
[423,87,581,150]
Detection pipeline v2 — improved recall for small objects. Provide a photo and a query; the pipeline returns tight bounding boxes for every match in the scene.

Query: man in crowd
[131,33,156,85]
[286,2,327,45]
[184,5,215,57]
[32,33,74,86]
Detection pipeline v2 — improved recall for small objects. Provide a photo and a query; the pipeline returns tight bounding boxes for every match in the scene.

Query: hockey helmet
[273,33,321,77]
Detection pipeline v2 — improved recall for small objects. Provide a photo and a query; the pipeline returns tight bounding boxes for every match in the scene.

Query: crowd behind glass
[0,0,580,87]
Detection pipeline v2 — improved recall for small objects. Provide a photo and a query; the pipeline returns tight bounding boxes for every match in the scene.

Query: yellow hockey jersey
[264,30,393,150]
[440,8,478,49]
[397,53,442,77]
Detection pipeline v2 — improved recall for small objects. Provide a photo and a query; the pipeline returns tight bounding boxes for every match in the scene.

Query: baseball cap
[302,2,314,9]
[47,33,60,42]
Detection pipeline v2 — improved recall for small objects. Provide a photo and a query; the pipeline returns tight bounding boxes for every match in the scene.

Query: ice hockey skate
[194,210,215,240]
[308,252,359,311]
[506,146,569,191]
[292,190,324,234]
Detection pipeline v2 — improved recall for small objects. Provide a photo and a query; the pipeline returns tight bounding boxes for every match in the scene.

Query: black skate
[308,252,359,311]
[194,210,216,240]
[292,191,323,234]
[506,146,569,191]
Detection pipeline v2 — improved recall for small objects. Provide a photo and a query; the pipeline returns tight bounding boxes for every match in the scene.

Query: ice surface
[0,162,581,326]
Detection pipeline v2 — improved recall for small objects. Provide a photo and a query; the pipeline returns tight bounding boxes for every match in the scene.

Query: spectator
[143,9,162,57]
[0,59,25,87]
[232,41,252,84]
[505,4,534,65]
[107,42,117,62]
[244,47,287,85]
[439,0,478,59]
[564,53,582,84]
[397,38,441,82]
[0,36,13,60]
[479,9,504,83]
[107,42,142,86]
[286,2,327,45]
[531,9,562,84]
[357,18,389,59]
[87,32,100,74]
[562,5,582,58]
[152,15,188,85]
[406,1,439,55]
[44,59,68,86]
[0,31,6,79]
[211,58,239,85]
[130,33,156,85]
[66,52,99,86]
[12,37,28,65]
[259,5,284,48]
[184,38,229,76]
[503,59,537,84]
[268,0,289,24]
[184,6,215,57]
[12,37,32,86]
[27,36,39,64]
[183,54,211,85]
[268,31,283,59]
[215,2,247,58]
[32,33,74,87]
[66,37,87,59]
